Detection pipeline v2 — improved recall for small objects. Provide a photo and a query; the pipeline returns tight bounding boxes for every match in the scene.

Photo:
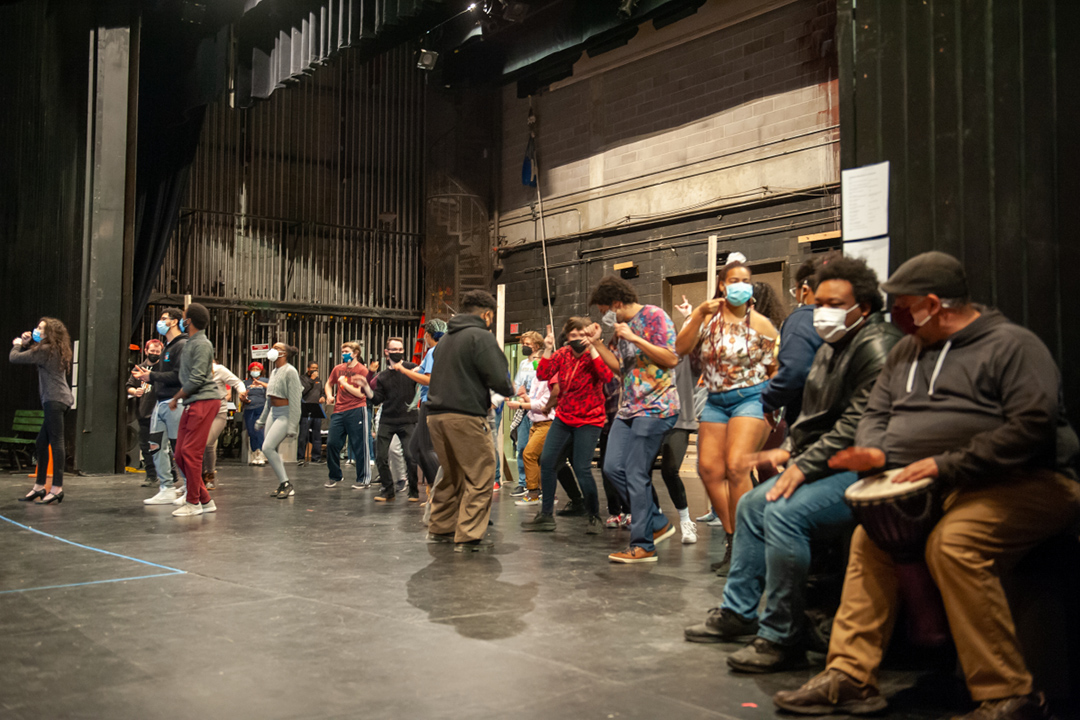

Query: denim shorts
[700,384,766,424]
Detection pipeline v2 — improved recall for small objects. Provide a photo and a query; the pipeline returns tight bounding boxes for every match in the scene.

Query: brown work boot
[774,669,887,715]
[951,693,1054,720]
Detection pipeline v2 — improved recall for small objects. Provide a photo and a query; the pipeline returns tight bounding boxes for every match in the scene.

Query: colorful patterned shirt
[613,305,680,419]
[695,313,776,393]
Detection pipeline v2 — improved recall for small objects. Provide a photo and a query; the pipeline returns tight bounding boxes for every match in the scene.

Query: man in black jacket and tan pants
[774,251,1080,720]
[425,290,516,552]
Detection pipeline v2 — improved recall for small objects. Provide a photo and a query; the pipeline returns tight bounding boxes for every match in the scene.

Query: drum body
[843,469,941,562]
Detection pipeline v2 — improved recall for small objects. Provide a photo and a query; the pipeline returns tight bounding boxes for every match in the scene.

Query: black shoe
[426,532,455,544]
[728,637,807,673]
[521,512,556,532]
[140,478,158,488]
[37,490,65,505]
[272,481,294,499]
[454,538,494,553]
[586,514,602,535]
[713,533,734,576]
[296,460,306,467]
[18,488,47,502]
[374,493,396,502]
[312,457,325,464]
[684,607,759,643]
[556,500,587,517]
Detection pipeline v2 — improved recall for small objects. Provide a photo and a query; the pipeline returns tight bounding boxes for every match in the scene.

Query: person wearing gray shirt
[10,317,74,504]
[169,303,220,517]
[256,342,303,499]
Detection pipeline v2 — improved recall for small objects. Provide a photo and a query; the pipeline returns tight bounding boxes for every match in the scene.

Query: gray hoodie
[855,307,1079,487]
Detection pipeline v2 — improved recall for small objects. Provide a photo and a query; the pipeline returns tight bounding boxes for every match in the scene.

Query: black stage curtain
[130,6,227,330]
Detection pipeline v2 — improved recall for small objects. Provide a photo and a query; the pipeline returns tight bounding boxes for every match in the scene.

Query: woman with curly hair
[10,317,74,504]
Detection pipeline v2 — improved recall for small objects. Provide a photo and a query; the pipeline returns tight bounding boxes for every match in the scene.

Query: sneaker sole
[609,555,658,563]
[681,536,698,544]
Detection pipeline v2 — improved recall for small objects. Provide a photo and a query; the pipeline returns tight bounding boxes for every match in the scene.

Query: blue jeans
[721,470,859,645]
[243,407,265,452]
[515,415,532,488]
[540,418,602,516]
[327,408,370,484]
[149,399,186,491]
[489,405,504,484]
[604,414,677,552]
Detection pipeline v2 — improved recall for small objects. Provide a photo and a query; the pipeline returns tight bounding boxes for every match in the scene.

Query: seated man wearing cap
[774,252,1080,720]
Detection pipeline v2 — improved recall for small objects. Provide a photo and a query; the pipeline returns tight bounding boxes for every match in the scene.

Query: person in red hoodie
[521,316,614,534]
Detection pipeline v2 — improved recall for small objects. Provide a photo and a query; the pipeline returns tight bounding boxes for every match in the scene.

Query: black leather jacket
[784,313,902,482]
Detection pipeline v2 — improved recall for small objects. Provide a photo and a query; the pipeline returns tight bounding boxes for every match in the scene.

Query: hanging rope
[528,99,556,333]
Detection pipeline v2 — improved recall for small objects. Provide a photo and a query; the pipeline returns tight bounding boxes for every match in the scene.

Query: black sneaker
[272,481,295,499]
[374,493,396,503]
[324,480,342,488]
[426,532,455,544]
[586,514,602,535]
[684,607,759,643]
[556,500,587,517]
[509,486,528,498]
[140,478,158,488]
[727,637,807,673]
[521,513,556,532]
[454,538,494,553]
[296,460,306,467]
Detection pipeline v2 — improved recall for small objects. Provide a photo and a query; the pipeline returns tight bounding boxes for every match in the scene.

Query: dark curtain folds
[130,9,227,330]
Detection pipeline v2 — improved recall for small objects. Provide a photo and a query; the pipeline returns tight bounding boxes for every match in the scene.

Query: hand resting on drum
[888,457,939,484]
[829,447,940,484]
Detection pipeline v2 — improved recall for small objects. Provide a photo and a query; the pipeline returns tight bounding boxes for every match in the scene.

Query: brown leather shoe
[608,546,657,563]
[774,669,887,715]
[951,693,1054,720]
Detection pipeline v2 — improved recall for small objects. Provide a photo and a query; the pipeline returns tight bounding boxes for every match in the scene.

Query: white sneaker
[514,496,540,506]
[173,487,185,497]
[172,502,203,517]
[144,489,178,505]
[172,493,187,506]
[201,500,217,513]
[680,519,698,544]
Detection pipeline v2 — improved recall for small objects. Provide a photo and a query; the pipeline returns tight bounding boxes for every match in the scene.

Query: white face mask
[266,348,280,363]
[813,305,864,343]
[601,309,617,327]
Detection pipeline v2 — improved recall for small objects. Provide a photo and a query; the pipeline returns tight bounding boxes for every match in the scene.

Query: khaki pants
[522,420,552,491]
[427,412,497,543]
[827,470,1080,701]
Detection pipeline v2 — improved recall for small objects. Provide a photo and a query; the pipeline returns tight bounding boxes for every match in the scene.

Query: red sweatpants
[175,398,219,505]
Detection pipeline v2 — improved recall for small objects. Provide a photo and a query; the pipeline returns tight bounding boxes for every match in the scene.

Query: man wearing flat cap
[774,251,1080,720]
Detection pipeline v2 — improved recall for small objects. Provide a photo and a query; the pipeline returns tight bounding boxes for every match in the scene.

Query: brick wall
[499,0,838,244]
[496,0,840,338]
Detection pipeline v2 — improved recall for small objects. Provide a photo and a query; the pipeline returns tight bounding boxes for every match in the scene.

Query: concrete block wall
[496,0,840,338]
[499,0,839,246]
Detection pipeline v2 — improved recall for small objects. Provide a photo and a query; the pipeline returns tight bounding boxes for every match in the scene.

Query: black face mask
[568,339,588,354]
[522,346,534,357]
[146,354,160,364]
[388,352,404,364]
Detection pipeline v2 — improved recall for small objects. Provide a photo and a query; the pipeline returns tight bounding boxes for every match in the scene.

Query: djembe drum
[844,469,950,647]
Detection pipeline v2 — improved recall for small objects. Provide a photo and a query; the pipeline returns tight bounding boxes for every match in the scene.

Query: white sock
[677,507,690,523]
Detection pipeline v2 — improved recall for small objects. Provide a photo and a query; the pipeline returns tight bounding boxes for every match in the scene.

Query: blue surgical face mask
[31,329,43,343]
[179,318,188,333]
[342,352,353,363]
[250,370,261,378]
[724,282,753,307]
[156,319,170,336]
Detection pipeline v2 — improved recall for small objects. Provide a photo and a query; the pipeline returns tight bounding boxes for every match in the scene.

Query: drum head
[845,468,935,502]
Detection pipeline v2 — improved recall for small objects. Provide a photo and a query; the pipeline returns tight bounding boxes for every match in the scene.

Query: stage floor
[0,461,969,720]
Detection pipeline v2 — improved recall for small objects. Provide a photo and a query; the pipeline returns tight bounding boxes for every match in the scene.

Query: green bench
[0,410,44,471]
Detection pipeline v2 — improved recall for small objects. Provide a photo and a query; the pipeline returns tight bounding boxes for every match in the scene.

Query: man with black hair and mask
[133,308,188,506]
[425,290,515,551]
[774,251,1080,720]
[683,256,901,673]
[369,337,420,502]
[127,338,166,488]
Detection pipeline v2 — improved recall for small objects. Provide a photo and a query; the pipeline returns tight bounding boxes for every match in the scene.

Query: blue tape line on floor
[0,513,186,574]
[0,572,185,595]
